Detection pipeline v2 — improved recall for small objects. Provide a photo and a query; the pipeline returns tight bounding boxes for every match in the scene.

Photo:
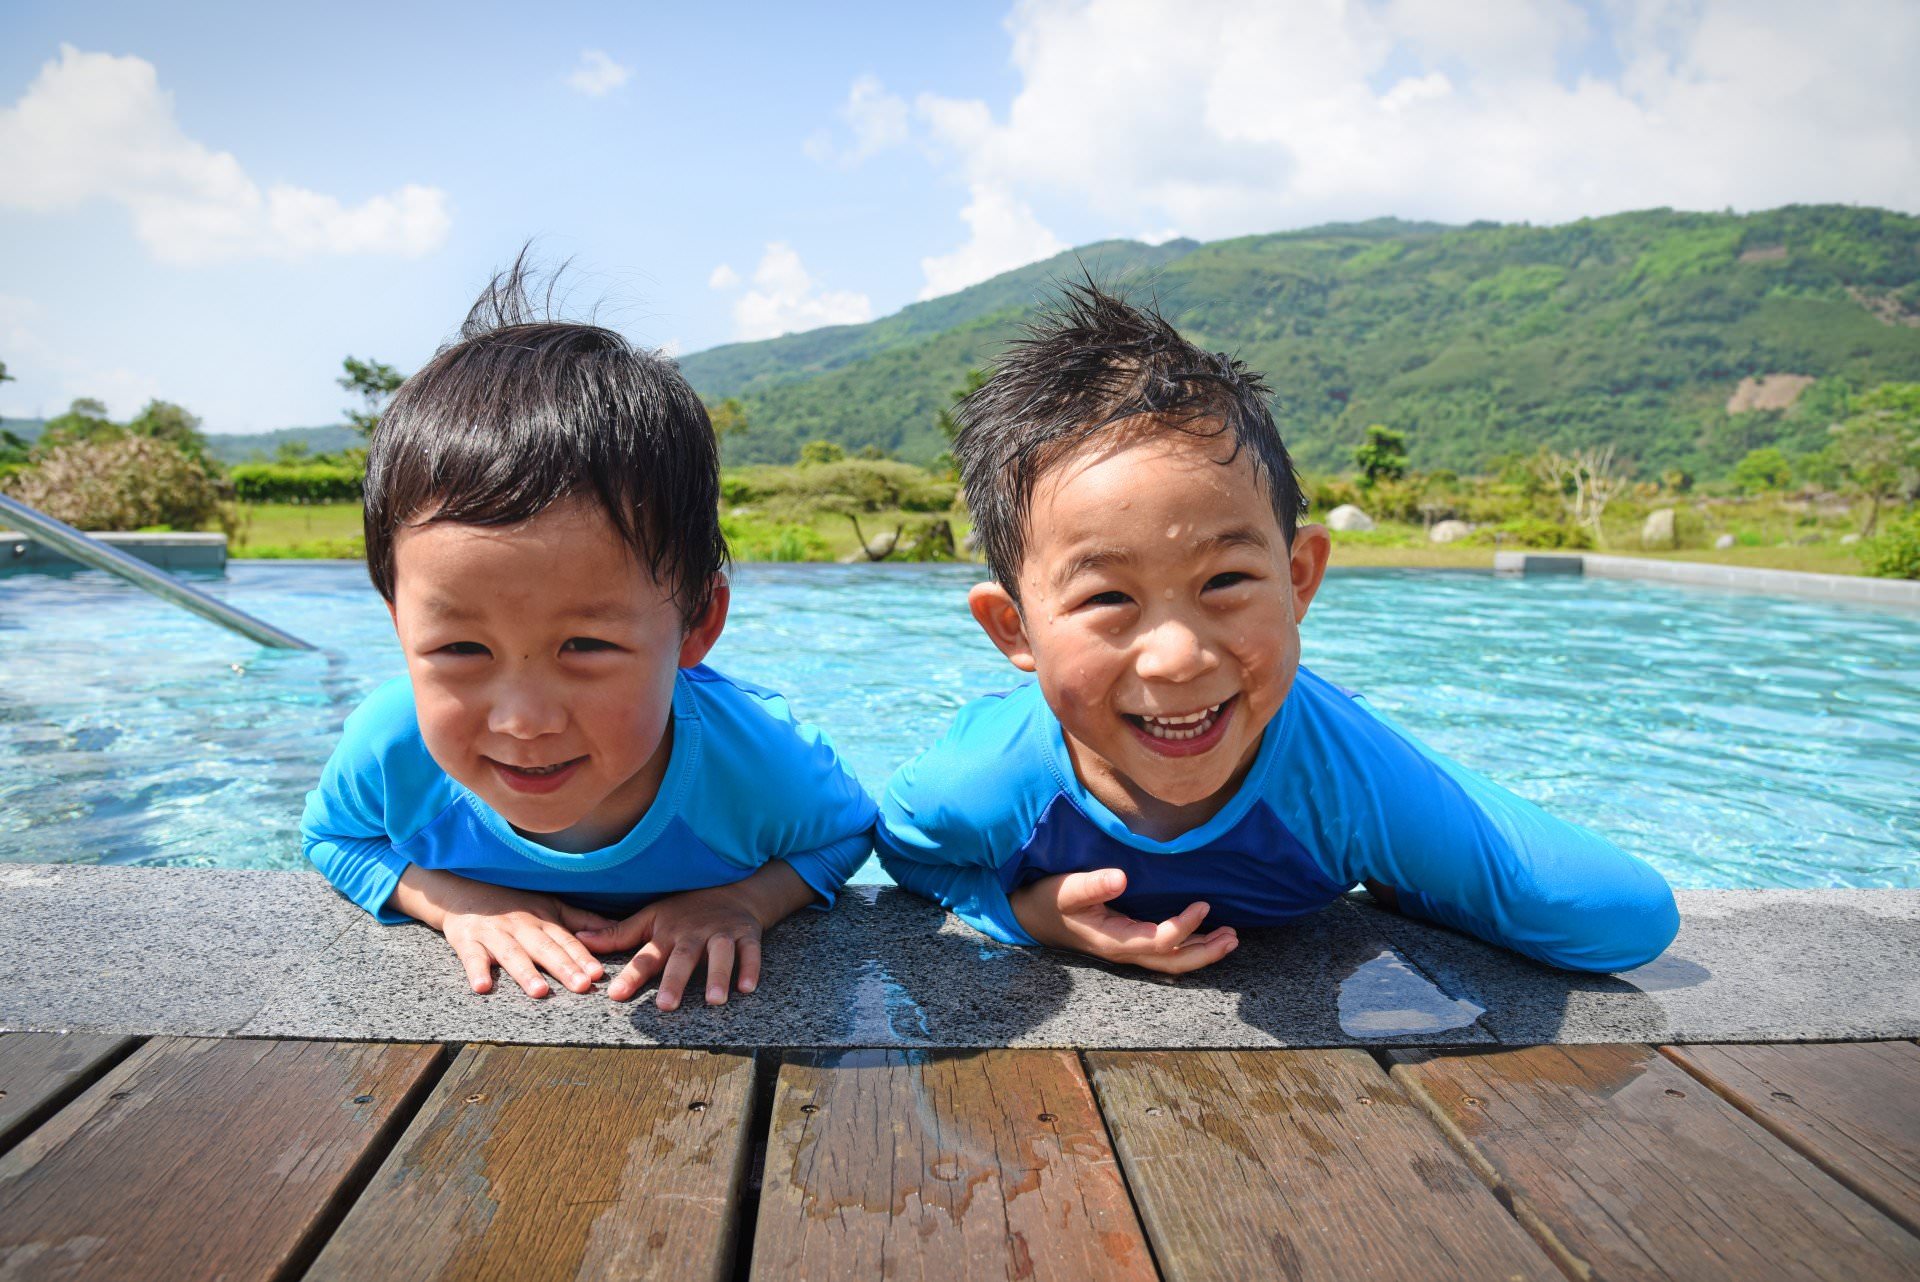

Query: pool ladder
[0,493,313,651]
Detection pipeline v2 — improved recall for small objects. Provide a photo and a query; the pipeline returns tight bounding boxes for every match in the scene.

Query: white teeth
[1135,702,1225,741]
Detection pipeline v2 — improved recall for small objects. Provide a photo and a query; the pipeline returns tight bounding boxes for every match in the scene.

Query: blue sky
[3,0,1917,433]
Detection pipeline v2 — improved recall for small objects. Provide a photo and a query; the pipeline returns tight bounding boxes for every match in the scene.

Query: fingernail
[740,979,756,993]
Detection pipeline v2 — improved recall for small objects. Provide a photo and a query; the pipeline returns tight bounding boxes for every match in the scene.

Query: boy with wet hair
[876,284,1678,975]
[304,261,875,1009]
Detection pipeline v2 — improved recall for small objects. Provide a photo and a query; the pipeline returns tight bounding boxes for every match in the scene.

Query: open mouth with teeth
[488,755,587,794]
[1122,694,1237,756]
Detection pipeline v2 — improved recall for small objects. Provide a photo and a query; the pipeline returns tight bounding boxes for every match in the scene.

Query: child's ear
[677,575,731,667]
[1288,522,1333,622]
[967,581,1037,672]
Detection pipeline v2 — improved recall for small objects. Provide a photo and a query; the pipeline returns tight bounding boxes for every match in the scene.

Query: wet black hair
[363,254,727,624]
[953,280,1306,599]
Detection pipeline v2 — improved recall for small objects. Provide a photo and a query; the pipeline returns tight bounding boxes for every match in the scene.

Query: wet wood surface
[751,1049,1155,1281]
[0,1032,134,1154]
[0,1036,442,1280]
[308,1045,756,1282]
[1390,1043,1920,1281]
[1089,1049,1559,1282]
[1664,1040,1920,1236]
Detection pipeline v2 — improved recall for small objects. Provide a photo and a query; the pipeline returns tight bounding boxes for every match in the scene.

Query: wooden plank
[1391,1044,1920,1281]
[0,1033,136,1155]
[751,1049,1154,1281]
[1088,1049,1558,1282]
[308,1045,756,1282]
[0,1036,442,1280]
[1664,1041,1920,1236]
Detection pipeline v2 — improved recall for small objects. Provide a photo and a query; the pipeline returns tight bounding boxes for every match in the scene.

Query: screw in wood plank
[0,1090,8,1099]
[465,1093,486,1104]
[1036,1112,1056,1123]
[1355,1095,1372,1105]
[1145,1107,1163,1117]
[800,1103,819,1114]
[1770,1091,1794,1102]
[1462,1096,1482,1108]
[1664,1088,1685,1098]
[688,1100,708,1113]
[352,1095,374,1104]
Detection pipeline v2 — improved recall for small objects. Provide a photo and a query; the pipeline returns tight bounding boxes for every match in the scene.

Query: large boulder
[1326,504,1375,532]
[1429,519,1472,544]
[1641,508,1677,549]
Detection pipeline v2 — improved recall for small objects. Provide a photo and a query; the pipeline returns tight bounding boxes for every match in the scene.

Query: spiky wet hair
[953,281,1306,598]
[363,253,727,623]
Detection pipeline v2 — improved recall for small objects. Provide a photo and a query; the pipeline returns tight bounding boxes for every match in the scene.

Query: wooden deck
[0,1035,1915,1279]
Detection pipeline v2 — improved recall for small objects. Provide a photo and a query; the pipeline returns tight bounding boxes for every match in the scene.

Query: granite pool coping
[2,867,1915,1049]
[1495,549,1920,608]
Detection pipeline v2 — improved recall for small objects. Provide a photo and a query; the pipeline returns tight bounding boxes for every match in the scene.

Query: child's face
[969,424,1330,837]
[387,498,725,849]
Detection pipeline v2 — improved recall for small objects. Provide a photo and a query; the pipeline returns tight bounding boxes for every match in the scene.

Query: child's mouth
[1123,695,1236,756]
[489,755,586,794]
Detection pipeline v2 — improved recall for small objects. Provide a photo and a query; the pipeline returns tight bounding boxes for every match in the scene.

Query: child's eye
[439,642,490,658]
[1083,590,1133,608]
[1205,572,1251,591]
[562,637,619,653]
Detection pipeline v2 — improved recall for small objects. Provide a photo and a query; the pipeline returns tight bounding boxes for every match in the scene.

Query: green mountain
[2,418,355,466]
[679,207,1920,477]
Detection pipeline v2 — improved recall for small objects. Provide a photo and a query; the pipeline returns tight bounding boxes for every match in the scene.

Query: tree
[1730,446,1793,494]
[340,356,405,439]
[1353,424,1408,485]
[935,368,989,446]
[798,439,846,467]
[1830,382,1920,536]
[707,397,748,441]
[1531,445,1627,547]
[3,435,222,531]
[38,397,121,451]
[127,399,211,463]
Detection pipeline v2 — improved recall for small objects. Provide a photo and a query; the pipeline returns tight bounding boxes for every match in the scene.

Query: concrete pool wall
[1495,550,1920,609]
[3,867,1915,1050]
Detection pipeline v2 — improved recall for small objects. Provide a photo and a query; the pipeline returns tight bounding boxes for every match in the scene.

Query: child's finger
[575,911,651,954]
[560,904,622,935]
[1148,901,1211,951]
[1141,929,1238,976]
[491,937,551,998]
[1054,868,1129,914]
[704,936,736,1005]
[607,942,668,1002]
[736,938,761,994]
[525,930,593,994]
[452,940,495,994]
[545,924,606,988]
[655,943,702,1012]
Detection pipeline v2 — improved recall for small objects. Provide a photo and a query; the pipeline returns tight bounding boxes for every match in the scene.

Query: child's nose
[1134,616,1217,683]
[487,686,567,738]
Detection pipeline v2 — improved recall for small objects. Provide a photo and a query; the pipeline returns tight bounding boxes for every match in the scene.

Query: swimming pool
[1,562,1915,888]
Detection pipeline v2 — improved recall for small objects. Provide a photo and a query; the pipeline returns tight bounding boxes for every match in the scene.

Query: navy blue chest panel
[997,793,1349,927]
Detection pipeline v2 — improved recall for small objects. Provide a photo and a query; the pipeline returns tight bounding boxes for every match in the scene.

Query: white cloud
[719,243,872,341]
[0,46,451,264]
[918,183,1067,300]
[566,49,631,98]
[708,263,741,289]
[805,74,911,165]
[901,0,1920,280]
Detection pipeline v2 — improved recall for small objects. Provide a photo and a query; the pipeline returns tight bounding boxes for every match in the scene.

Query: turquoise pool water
[1,562,1915,888]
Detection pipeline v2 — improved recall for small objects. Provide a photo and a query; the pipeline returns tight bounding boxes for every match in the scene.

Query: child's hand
[390,866,614,998]
[1010,868,1239,975]
[576,862,815,1010]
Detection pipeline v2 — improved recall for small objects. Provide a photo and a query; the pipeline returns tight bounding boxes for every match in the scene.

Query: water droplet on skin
[1166,524,1180,538]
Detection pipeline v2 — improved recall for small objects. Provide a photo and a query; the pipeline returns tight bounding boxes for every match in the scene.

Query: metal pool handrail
[0,493,314,651]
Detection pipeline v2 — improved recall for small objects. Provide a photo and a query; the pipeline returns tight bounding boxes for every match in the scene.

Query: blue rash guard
[303,665,877,923]
[875,666,1678,973]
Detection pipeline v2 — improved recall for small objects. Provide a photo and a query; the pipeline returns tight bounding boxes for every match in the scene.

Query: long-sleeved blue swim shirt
[875,666,1678,973]
[303,665,876,923]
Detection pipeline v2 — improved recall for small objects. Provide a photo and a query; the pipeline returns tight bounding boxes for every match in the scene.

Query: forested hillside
[680,207,1920,477]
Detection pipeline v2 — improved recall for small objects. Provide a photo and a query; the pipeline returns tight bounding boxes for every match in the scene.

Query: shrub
[3,435,224,531]
[1468,517,1592,549]
[1860,506,1920,579]
[797,439,847,467]
[228,462,363,504]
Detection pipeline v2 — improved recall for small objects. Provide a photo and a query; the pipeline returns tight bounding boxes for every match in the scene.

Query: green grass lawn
[216,500,1890,578]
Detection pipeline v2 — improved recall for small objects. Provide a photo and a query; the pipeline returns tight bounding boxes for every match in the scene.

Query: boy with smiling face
[876,285,1679,975]
[302,267,875,1009]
